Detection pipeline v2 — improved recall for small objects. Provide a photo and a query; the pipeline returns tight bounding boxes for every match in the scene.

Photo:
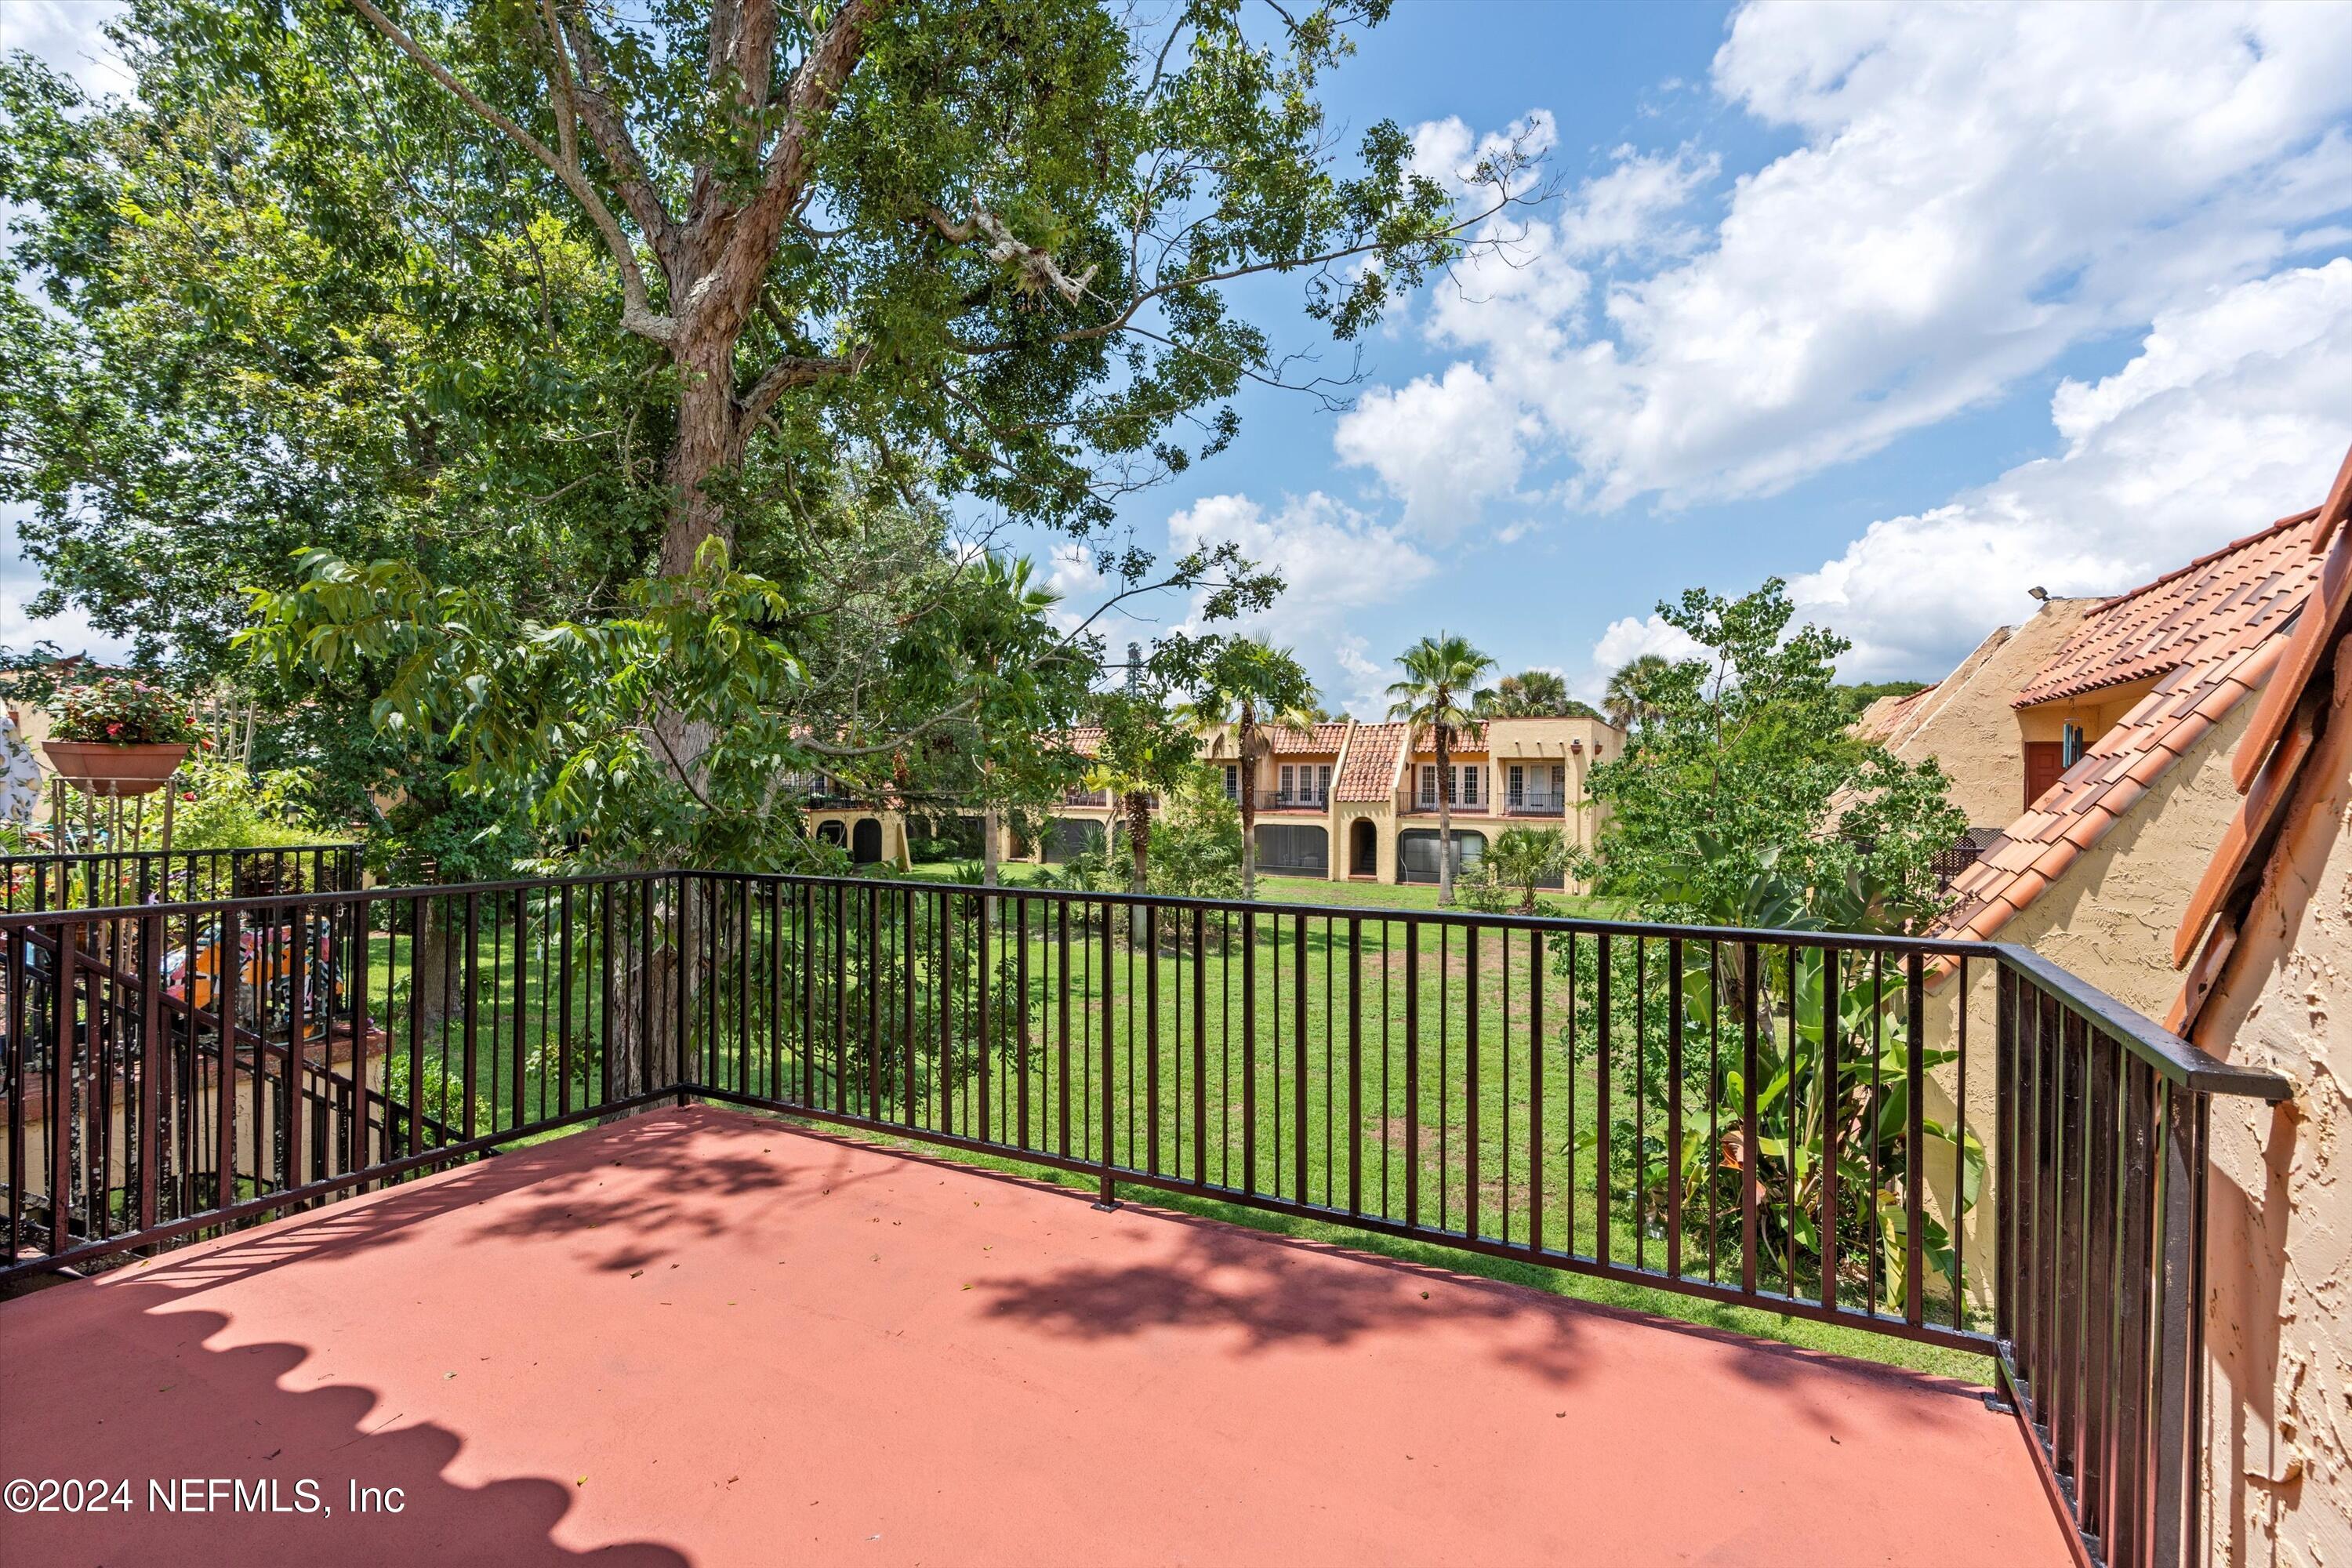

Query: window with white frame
[1316,764,1332,802]
[1223,764,1240,801]
[1279,763,1296,800]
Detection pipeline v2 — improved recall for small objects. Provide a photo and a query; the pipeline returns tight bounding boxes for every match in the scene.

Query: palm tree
[1479,669,1572,717]
[967,554,1059,887]
[1603,653,1672,735]
[1086,688,1194,936]
[1191,637,1316,898]
[1386,633,1497,906]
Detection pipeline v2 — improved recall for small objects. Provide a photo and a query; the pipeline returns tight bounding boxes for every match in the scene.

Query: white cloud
[1331,634,1388,717]
[1168,491,1436,637]
[0,516,129,662]
[1581,612,1708,702]
[4,2,134,98]
[1331,365,1529,533]
[1348,3,2352,514]
[1789,259,2352,678]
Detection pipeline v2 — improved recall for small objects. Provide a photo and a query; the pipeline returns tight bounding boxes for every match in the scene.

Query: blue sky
[11,2,2352,713]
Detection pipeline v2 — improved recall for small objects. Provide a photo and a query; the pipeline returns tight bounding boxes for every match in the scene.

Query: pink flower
[105,722,122,737]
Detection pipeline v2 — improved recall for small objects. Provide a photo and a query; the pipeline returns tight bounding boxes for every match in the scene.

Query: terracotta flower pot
[42,740,190,797]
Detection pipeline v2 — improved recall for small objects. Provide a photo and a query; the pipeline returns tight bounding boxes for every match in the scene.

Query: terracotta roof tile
[2013,510,2325,708]
[1933,513,2321,942]
[1334,722,1406,802]
[1267,721,1351,756]
[1062,726,1105,760]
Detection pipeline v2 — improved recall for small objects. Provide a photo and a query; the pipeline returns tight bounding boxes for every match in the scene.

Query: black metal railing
[0,870,2285,1568]
[0,844,360,914]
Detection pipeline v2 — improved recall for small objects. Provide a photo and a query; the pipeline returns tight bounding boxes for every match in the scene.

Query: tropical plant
[51,677,198,746]
[1386,633,1496,906]
[1601,654,1672,735]
[1191,637,1316,898]
[1553,851,1981,1316]
[1484,825,1570,913]
[1085,686,1203,927]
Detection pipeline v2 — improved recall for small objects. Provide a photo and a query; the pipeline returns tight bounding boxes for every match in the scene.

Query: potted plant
[42,676,201,797]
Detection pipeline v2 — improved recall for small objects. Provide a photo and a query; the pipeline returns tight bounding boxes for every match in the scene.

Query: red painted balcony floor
[1,1107,2071,1567]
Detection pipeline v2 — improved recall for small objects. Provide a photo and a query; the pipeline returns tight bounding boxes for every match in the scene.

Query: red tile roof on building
[1266,721,1352,756]
[1931,510,2330,946]
[2172,441,2352,1031]
[2012,511,2324,709]
[1407,720,1486,754]
[1061,725,1105,760]
[1334,721,1406,802]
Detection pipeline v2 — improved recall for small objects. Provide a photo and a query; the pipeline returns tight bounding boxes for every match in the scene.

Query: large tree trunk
[1436,726,1454,907]
[982,806,1002,887]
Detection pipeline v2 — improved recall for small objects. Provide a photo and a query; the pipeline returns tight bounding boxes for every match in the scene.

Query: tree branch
[926,204,1098,305]
[739,345,873,429]
[699,0,884,332]
[557,9,684,276]
[343,0,676,343]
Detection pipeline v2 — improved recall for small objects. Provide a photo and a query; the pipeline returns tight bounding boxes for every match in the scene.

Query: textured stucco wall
[2190,643,2352,1568]
[1883,597,2101,826]
[1921,697,2258,1300]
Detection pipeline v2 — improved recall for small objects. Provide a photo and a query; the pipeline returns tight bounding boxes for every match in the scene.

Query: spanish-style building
[798,712,1625,891]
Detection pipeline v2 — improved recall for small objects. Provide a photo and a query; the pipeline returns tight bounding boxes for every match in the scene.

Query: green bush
[149,757,345,852]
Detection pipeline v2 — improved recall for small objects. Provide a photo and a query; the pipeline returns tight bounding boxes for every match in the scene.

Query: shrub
[151,757,344,853]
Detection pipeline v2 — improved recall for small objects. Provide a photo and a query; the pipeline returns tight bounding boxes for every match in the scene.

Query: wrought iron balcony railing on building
[0,869,2284,1568]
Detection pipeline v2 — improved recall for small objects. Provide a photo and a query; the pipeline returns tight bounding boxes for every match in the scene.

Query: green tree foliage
[1583,579,1966,929]
[1385,632,1494,907]
[0,0,1536,841]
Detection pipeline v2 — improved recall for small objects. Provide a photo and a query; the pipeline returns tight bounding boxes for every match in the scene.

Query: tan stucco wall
[1922,695,2259,1301]
[1994,695,2256,1023]
[1882,597,2100,826]
[2187,641,2352,1568]
[808,810,911,869]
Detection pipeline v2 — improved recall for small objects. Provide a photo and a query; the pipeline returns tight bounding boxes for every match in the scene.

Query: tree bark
[981,805,1002,887]
[1123,789,1152,942]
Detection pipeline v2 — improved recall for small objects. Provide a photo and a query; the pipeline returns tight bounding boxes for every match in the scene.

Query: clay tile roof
[1334,721,1406,802]
[1267,721,1351,756]
[2012,509,2325,709]
[1410,720,1486,756]
[2170,441,2352,1030]
[1932,515,2328,946]
[1061,725,1105,760]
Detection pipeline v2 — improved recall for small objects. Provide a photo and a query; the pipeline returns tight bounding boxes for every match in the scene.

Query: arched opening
[851,818,884,865]
[815,819,847,848]
[1349,818,1377,877]
[1396,828,1486,884]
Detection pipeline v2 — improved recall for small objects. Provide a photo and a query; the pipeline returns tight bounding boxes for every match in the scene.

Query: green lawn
[903,858,1632,920]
